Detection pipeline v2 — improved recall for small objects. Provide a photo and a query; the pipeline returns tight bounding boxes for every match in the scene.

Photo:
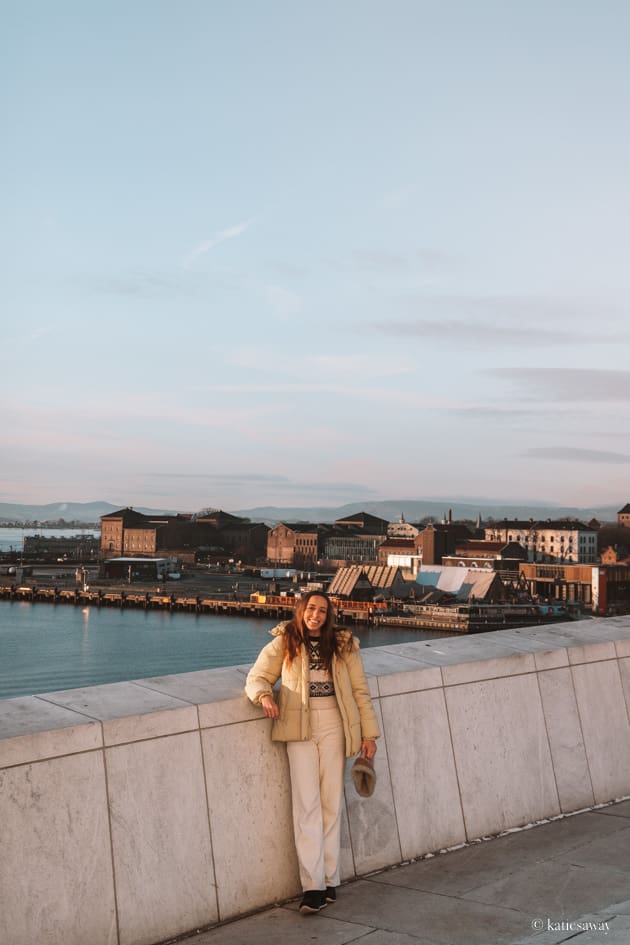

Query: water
[0,526,100,553]
[0,602,447,700]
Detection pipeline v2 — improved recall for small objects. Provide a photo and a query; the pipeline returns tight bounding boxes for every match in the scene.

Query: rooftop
[174,798,630,945]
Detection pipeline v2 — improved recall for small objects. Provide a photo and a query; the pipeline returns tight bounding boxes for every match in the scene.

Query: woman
[245,590,379,915]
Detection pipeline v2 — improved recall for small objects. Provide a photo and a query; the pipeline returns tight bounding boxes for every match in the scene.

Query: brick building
[100,508,268,565]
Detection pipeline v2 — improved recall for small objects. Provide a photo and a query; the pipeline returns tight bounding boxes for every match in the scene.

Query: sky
[3,0,630,513]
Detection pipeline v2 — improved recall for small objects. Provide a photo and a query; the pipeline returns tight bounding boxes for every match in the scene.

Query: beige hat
[351,754,376,798]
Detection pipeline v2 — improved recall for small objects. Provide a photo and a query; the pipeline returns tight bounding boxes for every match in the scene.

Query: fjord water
[0,602,438,700]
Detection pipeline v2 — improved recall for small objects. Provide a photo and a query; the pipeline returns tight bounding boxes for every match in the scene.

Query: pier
[0,583,576,631]
[0,585,385,624]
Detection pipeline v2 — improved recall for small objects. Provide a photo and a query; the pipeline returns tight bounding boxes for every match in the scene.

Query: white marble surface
[106,731,217,945]
[382,687,466,858]
[201,717,300,920]
[618,656,630,715]
[344,699,402,874]
[441,650,536,686]
[533,647,569,671]
[571,659,630,803]
[0,752,116,945]
[446,673,560,838]
[140,665,248,705]
[40,681,199,745]
[567,640,618,664]
[376,663,443,698]
[537,667,595,811]
[0,695,102,768]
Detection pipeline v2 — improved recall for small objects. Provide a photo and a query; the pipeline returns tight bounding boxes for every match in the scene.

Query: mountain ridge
[0,498,621,526]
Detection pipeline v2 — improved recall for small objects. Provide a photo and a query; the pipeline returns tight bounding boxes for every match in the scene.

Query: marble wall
[2,617,630,945]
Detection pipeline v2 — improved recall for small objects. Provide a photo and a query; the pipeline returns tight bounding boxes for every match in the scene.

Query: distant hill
[232,498,621,525]
[0,497,621,527]
[0,501,178,524]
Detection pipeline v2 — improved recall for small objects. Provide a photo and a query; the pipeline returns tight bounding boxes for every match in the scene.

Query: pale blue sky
[3,0,630,512]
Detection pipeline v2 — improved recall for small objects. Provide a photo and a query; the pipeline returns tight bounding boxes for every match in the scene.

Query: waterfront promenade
[170,799,630,945]
[3,616,630,945]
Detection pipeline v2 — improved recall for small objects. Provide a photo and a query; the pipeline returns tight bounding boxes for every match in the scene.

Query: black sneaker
[325,886,337,902]
[299,890,327,914]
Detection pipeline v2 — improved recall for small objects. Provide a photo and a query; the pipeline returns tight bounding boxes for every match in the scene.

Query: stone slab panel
[598,798,630,817]
[617,657,630,721]
[537,667,594,811]
[344,699,401,875]
[106,730,216,945]
[567,641,617,665]
[376,663,442,698]
[201,718,300,919]
[140,665,251,708]
[442,651,535,686]
[533,648,570,671]
[382,687,466,858]
[464,858,630,918]
[375,811,622,897]
[40,681,198,745]
[616,638,630,658]
[555,822,630,871]
[328,878,532,945]
[388,637,522,668]
[446,673,560,839]
[0,752,116,945]
[361,646,437,678]
[198,694,262,728]
[187,905,376,944]
[0,695,102,768]
[571,660,630,802]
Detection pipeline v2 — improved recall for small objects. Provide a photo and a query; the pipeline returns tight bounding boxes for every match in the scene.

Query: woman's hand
[260,694,280,720]
[360,738,377,760]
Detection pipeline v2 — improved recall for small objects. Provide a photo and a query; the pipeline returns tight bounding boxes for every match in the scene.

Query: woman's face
[303,595,329,635]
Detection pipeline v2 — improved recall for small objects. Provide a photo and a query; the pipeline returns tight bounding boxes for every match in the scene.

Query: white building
[484,519,597,564]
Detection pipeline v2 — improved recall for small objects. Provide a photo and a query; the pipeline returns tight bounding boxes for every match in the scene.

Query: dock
[0,584,575,631]
[0,585,381,624]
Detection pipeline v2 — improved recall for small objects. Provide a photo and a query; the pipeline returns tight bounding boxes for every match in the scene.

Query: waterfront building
[387,514,420,538]
[417,521,474,565]
[333,511,389,534]
[442,539,526,573]
[378,535,423,573]
[328,564,409,601]
[100,507,268,565]
[485,519,598,564]
[322,530,386,566]
[266,522,328,568]
[23,534,99,562]
[414,565,505,603]
[618,503,630,529]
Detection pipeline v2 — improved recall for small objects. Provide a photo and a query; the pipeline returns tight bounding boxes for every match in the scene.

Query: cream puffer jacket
[245,622,380,758]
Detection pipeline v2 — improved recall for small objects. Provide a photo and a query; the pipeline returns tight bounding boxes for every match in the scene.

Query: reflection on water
[0,601,452,700]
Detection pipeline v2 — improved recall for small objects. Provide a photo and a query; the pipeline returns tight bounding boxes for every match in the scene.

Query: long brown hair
[284,590,339,670]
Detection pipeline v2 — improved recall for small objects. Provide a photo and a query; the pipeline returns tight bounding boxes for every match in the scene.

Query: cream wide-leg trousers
[286,696,346,891]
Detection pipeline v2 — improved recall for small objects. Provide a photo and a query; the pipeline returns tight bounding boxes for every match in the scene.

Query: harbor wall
[2,617,630,945]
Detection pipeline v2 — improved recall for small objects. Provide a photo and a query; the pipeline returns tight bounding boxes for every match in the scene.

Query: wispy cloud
[525,447,630,464]
[182,219,254,269]
[370,294,630,347]
[371,319,596,346]
[89,271,189,298]
[487,368,630,402]
[150,472,290,483]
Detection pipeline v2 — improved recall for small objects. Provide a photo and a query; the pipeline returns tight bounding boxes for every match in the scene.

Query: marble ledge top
[1,616,630,768]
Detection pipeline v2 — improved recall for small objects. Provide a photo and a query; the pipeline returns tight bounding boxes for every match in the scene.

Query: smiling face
[303,595,329,635]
